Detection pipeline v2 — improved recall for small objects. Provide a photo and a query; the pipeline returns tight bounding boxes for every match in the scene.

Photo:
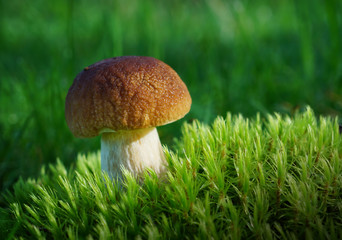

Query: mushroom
[65,56,191,180]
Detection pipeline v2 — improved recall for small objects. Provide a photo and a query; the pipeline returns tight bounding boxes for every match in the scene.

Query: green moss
[1,108,342,239]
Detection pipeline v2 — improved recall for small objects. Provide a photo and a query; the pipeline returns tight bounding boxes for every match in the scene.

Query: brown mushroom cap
[65,56,192,138]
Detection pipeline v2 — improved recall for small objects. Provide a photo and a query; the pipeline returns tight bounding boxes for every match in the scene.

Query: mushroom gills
[101,127,166,180]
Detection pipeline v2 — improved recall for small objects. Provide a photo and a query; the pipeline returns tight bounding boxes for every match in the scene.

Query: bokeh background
[1,0,341,195]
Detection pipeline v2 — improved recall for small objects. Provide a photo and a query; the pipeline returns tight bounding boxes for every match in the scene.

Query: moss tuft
[1,107,342,239]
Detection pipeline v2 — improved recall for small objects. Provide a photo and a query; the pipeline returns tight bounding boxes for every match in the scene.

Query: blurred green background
[0,0,341,194]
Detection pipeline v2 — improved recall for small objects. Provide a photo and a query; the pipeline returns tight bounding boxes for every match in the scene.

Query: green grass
[1,108,341,239]
[1,0,342,193]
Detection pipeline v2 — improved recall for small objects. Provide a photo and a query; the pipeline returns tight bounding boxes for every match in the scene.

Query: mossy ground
[1,108,341,239]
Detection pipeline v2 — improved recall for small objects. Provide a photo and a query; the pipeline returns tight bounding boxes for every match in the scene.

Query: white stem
[101,127,166,180]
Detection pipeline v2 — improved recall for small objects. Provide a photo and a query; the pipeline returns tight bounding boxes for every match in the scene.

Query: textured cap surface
[65,56,192,138]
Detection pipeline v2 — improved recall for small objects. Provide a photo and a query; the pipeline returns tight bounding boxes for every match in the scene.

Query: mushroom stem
[101,127,166,180]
